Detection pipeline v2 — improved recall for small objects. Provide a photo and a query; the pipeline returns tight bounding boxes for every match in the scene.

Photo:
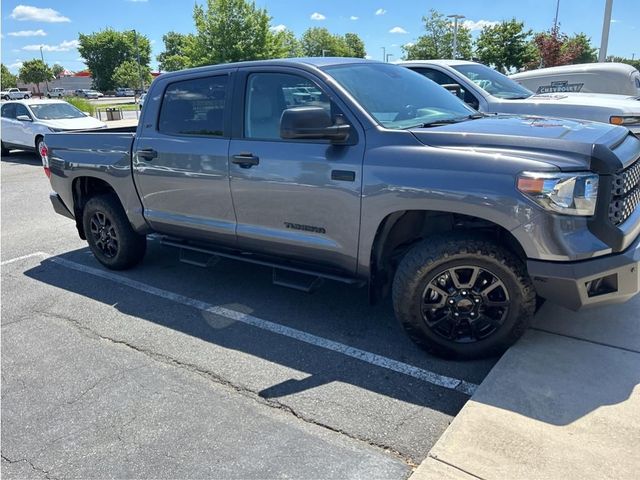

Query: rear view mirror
[16,115,32,122]
[280,107,350,142]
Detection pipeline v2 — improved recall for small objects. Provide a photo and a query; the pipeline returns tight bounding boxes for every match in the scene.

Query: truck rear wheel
[392,236,535,360]
[82,193,146,270]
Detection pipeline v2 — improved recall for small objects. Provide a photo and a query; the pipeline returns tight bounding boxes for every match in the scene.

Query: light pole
[40,45,49,95]
[321,49,330,57]
[599,0,613,62]
[386,53,394,63]
[552,0,560,32]
[381,46,386,62]
[132,30,145,95]
[447,14,465,59]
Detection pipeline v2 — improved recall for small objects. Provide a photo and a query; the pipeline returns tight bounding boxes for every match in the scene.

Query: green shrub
[64,96,95,115]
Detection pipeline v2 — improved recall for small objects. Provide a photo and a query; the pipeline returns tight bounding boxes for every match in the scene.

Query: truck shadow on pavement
[24,242,493,417]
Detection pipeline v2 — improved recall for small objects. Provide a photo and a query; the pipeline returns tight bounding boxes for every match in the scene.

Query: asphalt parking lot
[1,150,496,478]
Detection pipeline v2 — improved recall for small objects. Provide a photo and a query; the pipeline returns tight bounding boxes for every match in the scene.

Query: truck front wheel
[392,237,535,360]
[82,193,146,270]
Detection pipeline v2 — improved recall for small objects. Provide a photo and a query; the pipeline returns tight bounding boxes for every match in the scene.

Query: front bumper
[49,192,74,220]
[528,231,640,310]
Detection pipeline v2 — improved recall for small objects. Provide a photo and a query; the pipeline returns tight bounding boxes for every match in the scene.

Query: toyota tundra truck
[42,58,640,359]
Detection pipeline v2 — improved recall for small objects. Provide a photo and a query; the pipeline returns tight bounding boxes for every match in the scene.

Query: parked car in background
[1,88,31,100]
[115,87,135,97]
[42,58,640,360]
[401,60,640,136]
[82,90,103,99]
[138,93,146,110]
[510,62,640,97]
[1,99,106,156]
[47,88,67,98]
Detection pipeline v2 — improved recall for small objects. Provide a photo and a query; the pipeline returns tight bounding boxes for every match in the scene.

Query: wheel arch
[368,209,527,304]
[72,176,119,239]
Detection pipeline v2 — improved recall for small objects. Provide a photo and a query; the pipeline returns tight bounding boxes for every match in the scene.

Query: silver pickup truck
[401,60,640,136]
[43,58,640,359]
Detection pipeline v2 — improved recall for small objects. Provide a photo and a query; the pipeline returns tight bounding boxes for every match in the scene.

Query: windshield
[323,63,476,129]
[451,64,533,99]
[29,103,86,120]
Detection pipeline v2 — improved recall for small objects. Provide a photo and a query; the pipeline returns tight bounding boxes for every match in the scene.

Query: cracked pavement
[1,152,497,478]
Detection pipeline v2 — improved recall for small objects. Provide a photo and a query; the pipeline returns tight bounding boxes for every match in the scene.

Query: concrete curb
[410,328,640,480]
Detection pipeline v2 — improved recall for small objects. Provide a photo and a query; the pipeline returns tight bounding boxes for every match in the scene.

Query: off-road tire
[392,236,536,360]
[82,193,146,270]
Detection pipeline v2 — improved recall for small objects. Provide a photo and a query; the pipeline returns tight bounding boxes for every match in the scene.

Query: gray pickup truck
[43,58,640,359]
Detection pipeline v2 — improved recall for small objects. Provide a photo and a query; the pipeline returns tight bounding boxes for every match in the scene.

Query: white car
[510,62,640,97]
[115,88,135,97]
[1,99,106,155]
[47,88,67,98]
[1,88,31,100]
[81,89,103,99]
[401,60,640,136]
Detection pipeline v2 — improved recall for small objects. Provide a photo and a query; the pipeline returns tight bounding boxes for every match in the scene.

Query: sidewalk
[411,298,640,480]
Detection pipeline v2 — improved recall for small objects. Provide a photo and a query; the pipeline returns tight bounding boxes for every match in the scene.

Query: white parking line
[1,251,49,266]
[2,251,478,395]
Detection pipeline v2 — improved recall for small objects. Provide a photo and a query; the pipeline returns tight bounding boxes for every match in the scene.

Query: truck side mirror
[442,83,462,96]
[280,107,350,142]
[463,91,480,110]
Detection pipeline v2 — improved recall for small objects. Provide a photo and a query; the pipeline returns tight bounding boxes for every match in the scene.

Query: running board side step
[160,237,364,290]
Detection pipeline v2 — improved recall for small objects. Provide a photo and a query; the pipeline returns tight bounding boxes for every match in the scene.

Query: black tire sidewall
[393,240,534,359]
[82,194,146,270]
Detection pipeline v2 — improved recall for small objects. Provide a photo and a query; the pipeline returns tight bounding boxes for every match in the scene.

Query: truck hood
[410,115,630,171]
[37,116,107,131]
[498,92,640,113]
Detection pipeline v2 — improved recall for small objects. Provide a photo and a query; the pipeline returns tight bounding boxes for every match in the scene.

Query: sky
[1,0,639,74]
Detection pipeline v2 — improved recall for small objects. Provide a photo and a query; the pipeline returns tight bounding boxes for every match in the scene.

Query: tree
[561,33,597,64]
[52,64,65,78]
[157,31,195,72]
[113,60,153,90]
[18,59,52,94]
[344,33,366,58]
[530,27,596,68]
[268,28,303,58]
[301,27,340,57]
[1,64,18,89]
[78,29,151,91]
[402,10,472,60]
[475,20,536,72]
[191,0,275,66]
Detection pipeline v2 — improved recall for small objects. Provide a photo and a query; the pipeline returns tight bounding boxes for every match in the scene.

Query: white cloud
[23,39,79,52]
[350,16,359,20]
[10,5,70,23]
[270,24,287,33]
[610,19,620,23]
[389,26,407,34]
[461,19,500,31]
[404,42,415,48]
[375,8,386,16]
[310,12,326,21]
[7,61,24,72]
[8,29,47,37]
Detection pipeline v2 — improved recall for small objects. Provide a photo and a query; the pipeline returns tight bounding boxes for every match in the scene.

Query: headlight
[610,116,640,126]
[517,172,599,216]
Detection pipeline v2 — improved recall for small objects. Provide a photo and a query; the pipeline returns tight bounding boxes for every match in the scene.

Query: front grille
[609,158,640,225]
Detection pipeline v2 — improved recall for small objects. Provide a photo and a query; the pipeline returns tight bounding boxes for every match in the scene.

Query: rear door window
[158,75,229,137]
